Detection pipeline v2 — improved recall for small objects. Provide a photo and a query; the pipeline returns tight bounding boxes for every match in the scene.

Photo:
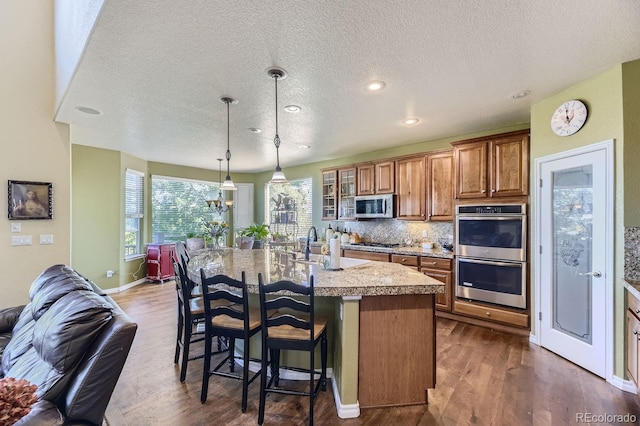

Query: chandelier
[267,67,288,184]
[205,159,233,214]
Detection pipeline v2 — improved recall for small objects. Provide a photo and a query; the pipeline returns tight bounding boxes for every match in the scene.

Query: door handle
[578,271,602,278]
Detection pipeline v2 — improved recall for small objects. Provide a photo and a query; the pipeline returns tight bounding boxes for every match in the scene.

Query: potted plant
[239,223,270,249]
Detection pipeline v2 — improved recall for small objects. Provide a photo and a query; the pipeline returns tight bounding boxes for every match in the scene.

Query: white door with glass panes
[536,140,613,379]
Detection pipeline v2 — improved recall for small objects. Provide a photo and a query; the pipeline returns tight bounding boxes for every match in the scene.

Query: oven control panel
[456,204,526,215]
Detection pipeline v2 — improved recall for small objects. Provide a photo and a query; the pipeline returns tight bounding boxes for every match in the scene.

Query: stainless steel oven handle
[457,257,523,267]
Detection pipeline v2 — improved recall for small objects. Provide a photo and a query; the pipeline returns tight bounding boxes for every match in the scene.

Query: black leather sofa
[0,264,137,425]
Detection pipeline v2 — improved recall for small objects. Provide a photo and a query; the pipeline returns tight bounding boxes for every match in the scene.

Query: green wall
[530,63,628,377]
[72,145,122,289]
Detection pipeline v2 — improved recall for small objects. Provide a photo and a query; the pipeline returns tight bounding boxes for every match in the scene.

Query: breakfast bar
[187,247,444,418]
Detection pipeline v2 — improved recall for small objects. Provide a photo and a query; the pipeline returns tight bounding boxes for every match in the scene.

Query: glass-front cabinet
[338,167,356,220]
[321,169,337,220]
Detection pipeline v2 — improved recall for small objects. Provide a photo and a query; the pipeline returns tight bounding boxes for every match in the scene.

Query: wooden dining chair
[257,274,328,426]
[174,240,190,270]
[173,260,205,382]
[199,270,262,412]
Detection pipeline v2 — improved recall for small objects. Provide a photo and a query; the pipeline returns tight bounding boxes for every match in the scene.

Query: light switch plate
[11,235,32,246]
[11,223,20,233]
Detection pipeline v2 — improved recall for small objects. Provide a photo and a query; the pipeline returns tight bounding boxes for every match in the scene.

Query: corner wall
[0,2,71,308]
[530,65,626,377]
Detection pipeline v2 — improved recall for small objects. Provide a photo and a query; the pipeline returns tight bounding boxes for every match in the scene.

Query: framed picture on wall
[8,180,53,220]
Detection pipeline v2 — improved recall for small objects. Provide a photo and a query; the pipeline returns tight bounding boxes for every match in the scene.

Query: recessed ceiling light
[284,105,301,113]
[248,128,262,133]
[511,90,531,99]
[75,106,102,115]
[366,80,386,92]
[403,118,419,125]
[299,145,310,149]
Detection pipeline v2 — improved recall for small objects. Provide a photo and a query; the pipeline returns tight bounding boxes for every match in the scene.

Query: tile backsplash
[625,227,640,281]
[324,219,453,248]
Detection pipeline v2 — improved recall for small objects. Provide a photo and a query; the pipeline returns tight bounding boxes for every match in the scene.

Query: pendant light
[220,97,237,191]
[267,67,288,184]
[205,159,231,213]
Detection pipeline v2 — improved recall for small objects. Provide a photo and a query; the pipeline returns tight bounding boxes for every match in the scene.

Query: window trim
[125,169,145,260]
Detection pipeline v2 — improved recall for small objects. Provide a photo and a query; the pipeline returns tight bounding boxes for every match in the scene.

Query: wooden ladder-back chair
[257,274,328,426]
[173,260,205,382]
[199,270,262,412]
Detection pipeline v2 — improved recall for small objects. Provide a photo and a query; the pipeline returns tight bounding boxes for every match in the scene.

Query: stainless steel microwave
[354,194,395,219]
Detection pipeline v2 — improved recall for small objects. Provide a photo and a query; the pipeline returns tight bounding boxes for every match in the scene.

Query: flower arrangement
[0,377,38,425]
[208,221,229,240]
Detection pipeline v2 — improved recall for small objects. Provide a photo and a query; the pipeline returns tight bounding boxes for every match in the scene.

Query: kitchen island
[187,247,444,418]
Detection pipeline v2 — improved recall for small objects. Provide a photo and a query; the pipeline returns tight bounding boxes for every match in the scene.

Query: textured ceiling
[55,0,640,173]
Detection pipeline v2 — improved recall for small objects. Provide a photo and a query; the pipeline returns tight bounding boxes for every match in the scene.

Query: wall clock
[550,100,588,136]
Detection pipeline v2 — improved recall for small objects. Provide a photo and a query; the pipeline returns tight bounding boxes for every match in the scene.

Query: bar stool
[257,274,327,426]
[173,260,205,382]
[199,270,262,412]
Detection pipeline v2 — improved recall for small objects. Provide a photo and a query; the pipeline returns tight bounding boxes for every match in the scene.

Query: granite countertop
[311,241,455,259]
[187,247,444,297]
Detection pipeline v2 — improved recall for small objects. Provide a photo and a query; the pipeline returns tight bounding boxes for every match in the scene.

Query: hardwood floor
[107,282,640,425]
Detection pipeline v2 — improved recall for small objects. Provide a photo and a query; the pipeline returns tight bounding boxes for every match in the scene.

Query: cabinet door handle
[634,330,639,335]
[428,261,437,265]
[486,312,491,316]
[635,309,639,314]
[491,189,496,193]
[481,189,486,193]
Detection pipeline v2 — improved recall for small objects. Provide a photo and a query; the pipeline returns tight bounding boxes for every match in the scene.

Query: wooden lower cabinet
[626,289,640,391]
[420,257,453,312]
[391,254,419,269]
[342,249,390,262]
[359,294,435,408]
[453,299,528,328]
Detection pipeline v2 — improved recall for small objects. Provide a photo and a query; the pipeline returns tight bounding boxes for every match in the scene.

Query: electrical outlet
[107,270,114,278]
[10,223,20,233]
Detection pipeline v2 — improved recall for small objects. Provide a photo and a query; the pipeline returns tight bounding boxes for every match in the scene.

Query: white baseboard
[609,374,637,394]
[331,375,360,419]
[103,278,147,294]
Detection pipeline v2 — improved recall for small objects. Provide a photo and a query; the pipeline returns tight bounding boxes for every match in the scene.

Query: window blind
[151,175,221,243]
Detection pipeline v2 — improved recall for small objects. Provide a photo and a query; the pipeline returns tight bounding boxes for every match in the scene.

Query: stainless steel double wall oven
[455,203,527,309]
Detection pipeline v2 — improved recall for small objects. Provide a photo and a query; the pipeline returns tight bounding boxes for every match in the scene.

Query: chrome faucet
[305,226,318,260]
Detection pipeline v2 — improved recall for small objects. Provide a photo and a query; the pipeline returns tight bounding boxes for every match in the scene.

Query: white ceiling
[55,0,640,174]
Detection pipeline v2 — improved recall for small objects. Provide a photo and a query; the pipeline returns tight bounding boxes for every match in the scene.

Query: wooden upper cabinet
[375,161,395,194]
[453,140,487,199]
[357,164,375,195]
[452,129,529,199]
[338,167,357,220]
[321,169,338,220]
[356,161,395,195]
[490,133,529,197]
[426,149,454,221]
[396,155,426,220]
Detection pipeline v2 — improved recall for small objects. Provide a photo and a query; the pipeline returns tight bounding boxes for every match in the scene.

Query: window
[125,169,144,258]
[265,177,312,241]
[151,175,221,243]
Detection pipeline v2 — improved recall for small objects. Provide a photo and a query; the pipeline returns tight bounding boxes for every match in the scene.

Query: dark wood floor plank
[106,282,640,425]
